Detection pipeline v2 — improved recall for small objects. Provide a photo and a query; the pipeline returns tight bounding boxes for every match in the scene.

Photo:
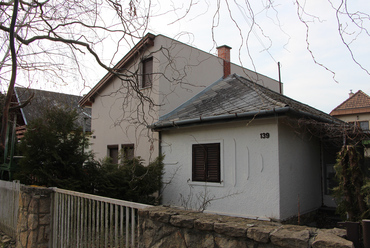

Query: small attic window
[142,57,153,88]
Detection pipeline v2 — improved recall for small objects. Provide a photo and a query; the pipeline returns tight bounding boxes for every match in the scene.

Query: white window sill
[188,180,224,187]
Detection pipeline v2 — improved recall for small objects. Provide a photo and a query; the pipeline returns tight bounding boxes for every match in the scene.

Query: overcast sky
[23,0,369,115]
[142,0,370,114]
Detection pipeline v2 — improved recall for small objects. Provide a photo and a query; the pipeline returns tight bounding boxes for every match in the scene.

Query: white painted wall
[334,113,370,125]
[161,117,325,220]
[90,76,160,163]
[90,34,282,163]
[277,121,322,220]
[161,119,282,220]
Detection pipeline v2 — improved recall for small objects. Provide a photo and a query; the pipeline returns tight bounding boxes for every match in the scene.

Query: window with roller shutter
[192,143,220,182]
[107,144,119,164]
[142,57,153,88]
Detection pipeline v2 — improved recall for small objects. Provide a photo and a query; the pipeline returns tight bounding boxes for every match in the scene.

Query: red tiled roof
[330,90,370,116]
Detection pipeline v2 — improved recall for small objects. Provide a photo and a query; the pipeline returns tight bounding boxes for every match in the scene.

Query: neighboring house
[79,33,282,164]
[14,87,91,140]
[330,90,370,132]
[330,89,370,167]
[149,74,343,220]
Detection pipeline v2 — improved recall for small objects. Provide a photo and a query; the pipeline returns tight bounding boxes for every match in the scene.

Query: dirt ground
[281,207,343,229]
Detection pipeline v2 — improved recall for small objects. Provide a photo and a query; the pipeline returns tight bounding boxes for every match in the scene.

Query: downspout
[278,62,282,94]
[158,131,162,157]
[320,141,324,207]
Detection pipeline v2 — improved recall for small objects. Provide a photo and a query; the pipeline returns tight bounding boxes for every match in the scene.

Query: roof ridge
[158,76,226,121]
[15,86,81,98]
[330,90,370,115]
[233,75,286,109]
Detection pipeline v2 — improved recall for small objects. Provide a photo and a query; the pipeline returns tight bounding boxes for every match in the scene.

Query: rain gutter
[150,107,290,131]
[149,106,343,131]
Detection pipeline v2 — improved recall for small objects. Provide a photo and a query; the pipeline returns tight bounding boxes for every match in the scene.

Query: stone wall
[16,186,53,248]
[138,206,354,248]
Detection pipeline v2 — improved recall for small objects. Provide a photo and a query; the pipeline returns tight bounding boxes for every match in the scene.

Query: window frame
[121,143,135,161]
[107,144,119,164]
[141,57,153,88]
[349,120,370,130]
[192,143,221,183]
[359,121,369,130]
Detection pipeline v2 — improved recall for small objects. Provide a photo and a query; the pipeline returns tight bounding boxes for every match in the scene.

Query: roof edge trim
[150,106,344,131]
[79,33,156,106]
[149,107,291,131]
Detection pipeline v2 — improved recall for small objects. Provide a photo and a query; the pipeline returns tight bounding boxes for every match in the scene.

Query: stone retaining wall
[138,206,354,248]
[16,186,53,248]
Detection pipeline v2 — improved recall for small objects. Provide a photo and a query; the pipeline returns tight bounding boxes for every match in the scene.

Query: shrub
[16,106,91,191]
[91,155,164,205]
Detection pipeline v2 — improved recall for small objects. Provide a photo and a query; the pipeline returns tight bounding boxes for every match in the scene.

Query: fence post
[363,220,370,248]
[16,186,53,248]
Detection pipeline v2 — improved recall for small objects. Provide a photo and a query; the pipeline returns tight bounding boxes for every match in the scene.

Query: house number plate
[260,133,270,139]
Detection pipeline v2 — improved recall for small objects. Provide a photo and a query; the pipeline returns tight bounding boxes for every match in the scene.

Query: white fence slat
[131,207,135,247]
[95,201,99,247]
[77,196,81,247]
[126,207,129,248]
[92,199,96,247]
[115,205,118,248]
[105,202,108,247]
[100,201,104,247]
[120,205,124,248]
[110,203,113,246]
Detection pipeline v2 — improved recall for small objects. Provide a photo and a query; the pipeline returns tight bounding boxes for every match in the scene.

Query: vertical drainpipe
[158,131,162,157]
[320,141,324,207]
[278,62,282,94]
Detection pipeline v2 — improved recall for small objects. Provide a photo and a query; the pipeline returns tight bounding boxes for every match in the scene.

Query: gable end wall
[277,118,322,220]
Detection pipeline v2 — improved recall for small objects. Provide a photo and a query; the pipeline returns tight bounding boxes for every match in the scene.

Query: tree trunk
[0,0,19,150]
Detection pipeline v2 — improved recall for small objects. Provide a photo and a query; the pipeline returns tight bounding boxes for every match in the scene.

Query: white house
[150,74,343,220]
[79,33,282,164]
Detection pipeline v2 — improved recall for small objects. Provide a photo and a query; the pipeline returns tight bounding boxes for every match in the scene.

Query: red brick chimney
[217,45,232,78]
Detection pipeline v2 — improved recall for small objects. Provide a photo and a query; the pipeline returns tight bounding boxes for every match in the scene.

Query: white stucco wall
[90,34,282,163]
[161,117,325,220]
[90,76,160,164]
[277,121,322,220]
[160,119,282,220]
[334,113,370,124]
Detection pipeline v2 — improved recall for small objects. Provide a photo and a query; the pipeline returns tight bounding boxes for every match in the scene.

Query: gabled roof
[79,33,156,107]
[330,90,370,116]
[15,87,91,132]
[150,74,341,130]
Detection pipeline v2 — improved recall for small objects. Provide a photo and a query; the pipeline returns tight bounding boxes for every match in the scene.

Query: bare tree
[0,0,152,149]
[1,0,369,150]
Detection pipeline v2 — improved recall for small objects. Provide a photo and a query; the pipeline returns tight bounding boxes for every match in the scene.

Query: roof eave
[149,107,291,131]
[330,107,370,116]
[79,33,156,107]
[149,107,344,131]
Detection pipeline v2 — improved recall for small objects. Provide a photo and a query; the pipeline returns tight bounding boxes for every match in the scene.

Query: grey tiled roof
[151,74,340,129]
[14,87,91,132]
